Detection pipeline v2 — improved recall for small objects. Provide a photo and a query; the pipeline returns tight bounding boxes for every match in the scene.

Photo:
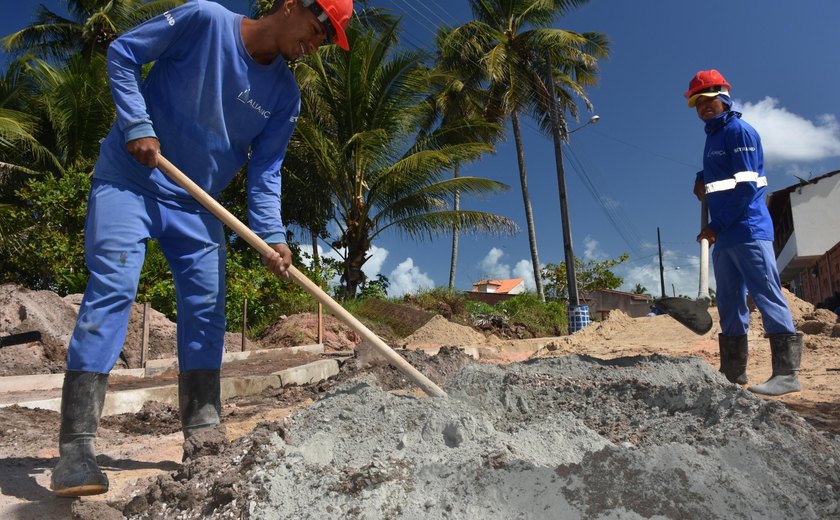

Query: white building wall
[789,175,840,256]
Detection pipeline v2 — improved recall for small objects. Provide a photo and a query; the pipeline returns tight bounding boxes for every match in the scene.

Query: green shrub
[496,293,567,336]
[405,287,467,319]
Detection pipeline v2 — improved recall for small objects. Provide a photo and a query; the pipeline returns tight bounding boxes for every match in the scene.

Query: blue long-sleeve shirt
[698,110,773,249]
[94,0,300,243]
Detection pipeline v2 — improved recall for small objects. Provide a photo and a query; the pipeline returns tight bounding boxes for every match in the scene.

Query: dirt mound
[113,356,840,519]
[0,284,251,375]
[749,288,838,337]
[575,309,636,339]
[334,345,477,391]
[258,313,361,351]
[397,314,488,348]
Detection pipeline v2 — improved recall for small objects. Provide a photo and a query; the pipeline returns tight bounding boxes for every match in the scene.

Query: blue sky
[4,1,840,298]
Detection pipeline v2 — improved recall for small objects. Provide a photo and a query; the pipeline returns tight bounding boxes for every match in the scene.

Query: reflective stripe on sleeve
[705,171,768,193]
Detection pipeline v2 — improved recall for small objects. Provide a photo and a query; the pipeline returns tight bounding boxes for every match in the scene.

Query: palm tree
[291,20,517,298]
[438,0,610,301]
[0,59,61,175]
[2,0,184,64]
[425,27,502,290]
[26,55,116,170]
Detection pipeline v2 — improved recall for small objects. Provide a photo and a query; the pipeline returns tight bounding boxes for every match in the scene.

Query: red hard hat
[684,69,731,100]
[315,0,353,51]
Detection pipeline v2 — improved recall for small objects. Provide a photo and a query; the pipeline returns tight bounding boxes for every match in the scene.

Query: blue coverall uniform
[699,110,795,337]
[69,0,300,373]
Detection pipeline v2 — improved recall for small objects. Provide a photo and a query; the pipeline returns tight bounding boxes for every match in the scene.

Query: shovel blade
[655,296,713,335]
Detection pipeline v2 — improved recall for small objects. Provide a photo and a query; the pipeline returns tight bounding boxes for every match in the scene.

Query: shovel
[655,200,713,335]
[155,154,447,398]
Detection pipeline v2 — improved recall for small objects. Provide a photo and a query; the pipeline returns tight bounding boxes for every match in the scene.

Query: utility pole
[657,227,666,299]
[545,53,579,307]
[545,51,585,333]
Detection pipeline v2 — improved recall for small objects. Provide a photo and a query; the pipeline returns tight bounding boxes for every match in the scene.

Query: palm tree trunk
[310,228,320,268]
[510,112,545,301]
[448,163,461,290]
[343,227,370,299]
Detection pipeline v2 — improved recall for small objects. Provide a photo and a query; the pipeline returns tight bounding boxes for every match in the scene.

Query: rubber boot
[51,371,110,497]
[749,332,803,396]
[718,334,748,385]
[178,370,221,440]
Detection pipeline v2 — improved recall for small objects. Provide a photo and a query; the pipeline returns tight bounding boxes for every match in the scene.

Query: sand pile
[749,288,838,338]
[119,355,840,519]
[574,309,636,340]
[397,315,488,348]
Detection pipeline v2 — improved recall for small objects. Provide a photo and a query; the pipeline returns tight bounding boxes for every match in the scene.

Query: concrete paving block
[0,373,65,393]
[102,385,178,416]
[221,374,283,400]
[14,384,178,416]
[0,368,145,393]
[7,359,338,416]
[276,359,339,386]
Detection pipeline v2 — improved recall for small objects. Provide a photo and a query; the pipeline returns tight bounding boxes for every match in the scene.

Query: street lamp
[570,115,600,134]
[545,54,599,334]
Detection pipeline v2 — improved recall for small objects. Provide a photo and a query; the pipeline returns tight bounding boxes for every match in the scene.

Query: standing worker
[685,69,802,397]
[51,0,352,497]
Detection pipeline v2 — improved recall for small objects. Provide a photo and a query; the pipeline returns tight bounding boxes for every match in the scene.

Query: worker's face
[695,95,727,121]
[281,0,329,61]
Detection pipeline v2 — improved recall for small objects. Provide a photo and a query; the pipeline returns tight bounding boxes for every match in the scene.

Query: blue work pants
[712,240,795,337]
[67,180,226,373]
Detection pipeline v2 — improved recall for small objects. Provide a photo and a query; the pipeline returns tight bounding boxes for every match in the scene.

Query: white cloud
[617,248,716,299]
[740,97,840,163]
[387,258,435,297]
[477,247,511,279]
[513,259,536,291]
[582,236,603,261]
[361,245,389,279]
[600,195,620,210]
[477,247,537,291]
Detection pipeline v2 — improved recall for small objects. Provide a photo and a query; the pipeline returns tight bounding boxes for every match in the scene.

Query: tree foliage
[542,253,628,300]
[0,2,598,336]
[437,0,611,301]
[289,19,517,299]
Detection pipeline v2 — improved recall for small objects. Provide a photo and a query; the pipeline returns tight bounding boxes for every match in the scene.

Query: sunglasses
[301,0,337,44]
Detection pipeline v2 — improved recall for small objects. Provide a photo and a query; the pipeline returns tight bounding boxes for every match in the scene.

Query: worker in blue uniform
[51,0,353,497]
[685,69,802,398]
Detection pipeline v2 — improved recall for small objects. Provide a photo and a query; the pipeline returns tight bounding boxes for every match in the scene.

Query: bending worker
[51,0,352,497]
[685,69,802,398]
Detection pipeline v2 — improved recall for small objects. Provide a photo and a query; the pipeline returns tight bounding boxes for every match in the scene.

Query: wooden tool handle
[156,154,447,398]
[698,199,710,301]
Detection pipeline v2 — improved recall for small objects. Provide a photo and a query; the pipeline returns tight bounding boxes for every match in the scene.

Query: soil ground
[0,285,838,518]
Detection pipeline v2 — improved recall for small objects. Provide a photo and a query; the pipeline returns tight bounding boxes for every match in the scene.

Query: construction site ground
[0,284,839,519]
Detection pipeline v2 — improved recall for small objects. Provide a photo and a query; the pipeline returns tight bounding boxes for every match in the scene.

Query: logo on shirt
[290,116,299,123]
[237,89,271,119]
[163,11,175,26]
[707,149,726,158]
[733,146,756,153]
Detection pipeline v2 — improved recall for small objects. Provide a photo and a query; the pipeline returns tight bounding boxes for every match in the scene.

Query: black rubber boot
[718,334,748,385]
[749,332,803,396]
[178,370,221,439]
[51,371,110,497]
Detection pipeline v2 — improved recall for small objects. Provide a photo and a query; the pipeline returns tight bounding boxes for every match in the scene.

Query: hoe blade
[655,296,712,335]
